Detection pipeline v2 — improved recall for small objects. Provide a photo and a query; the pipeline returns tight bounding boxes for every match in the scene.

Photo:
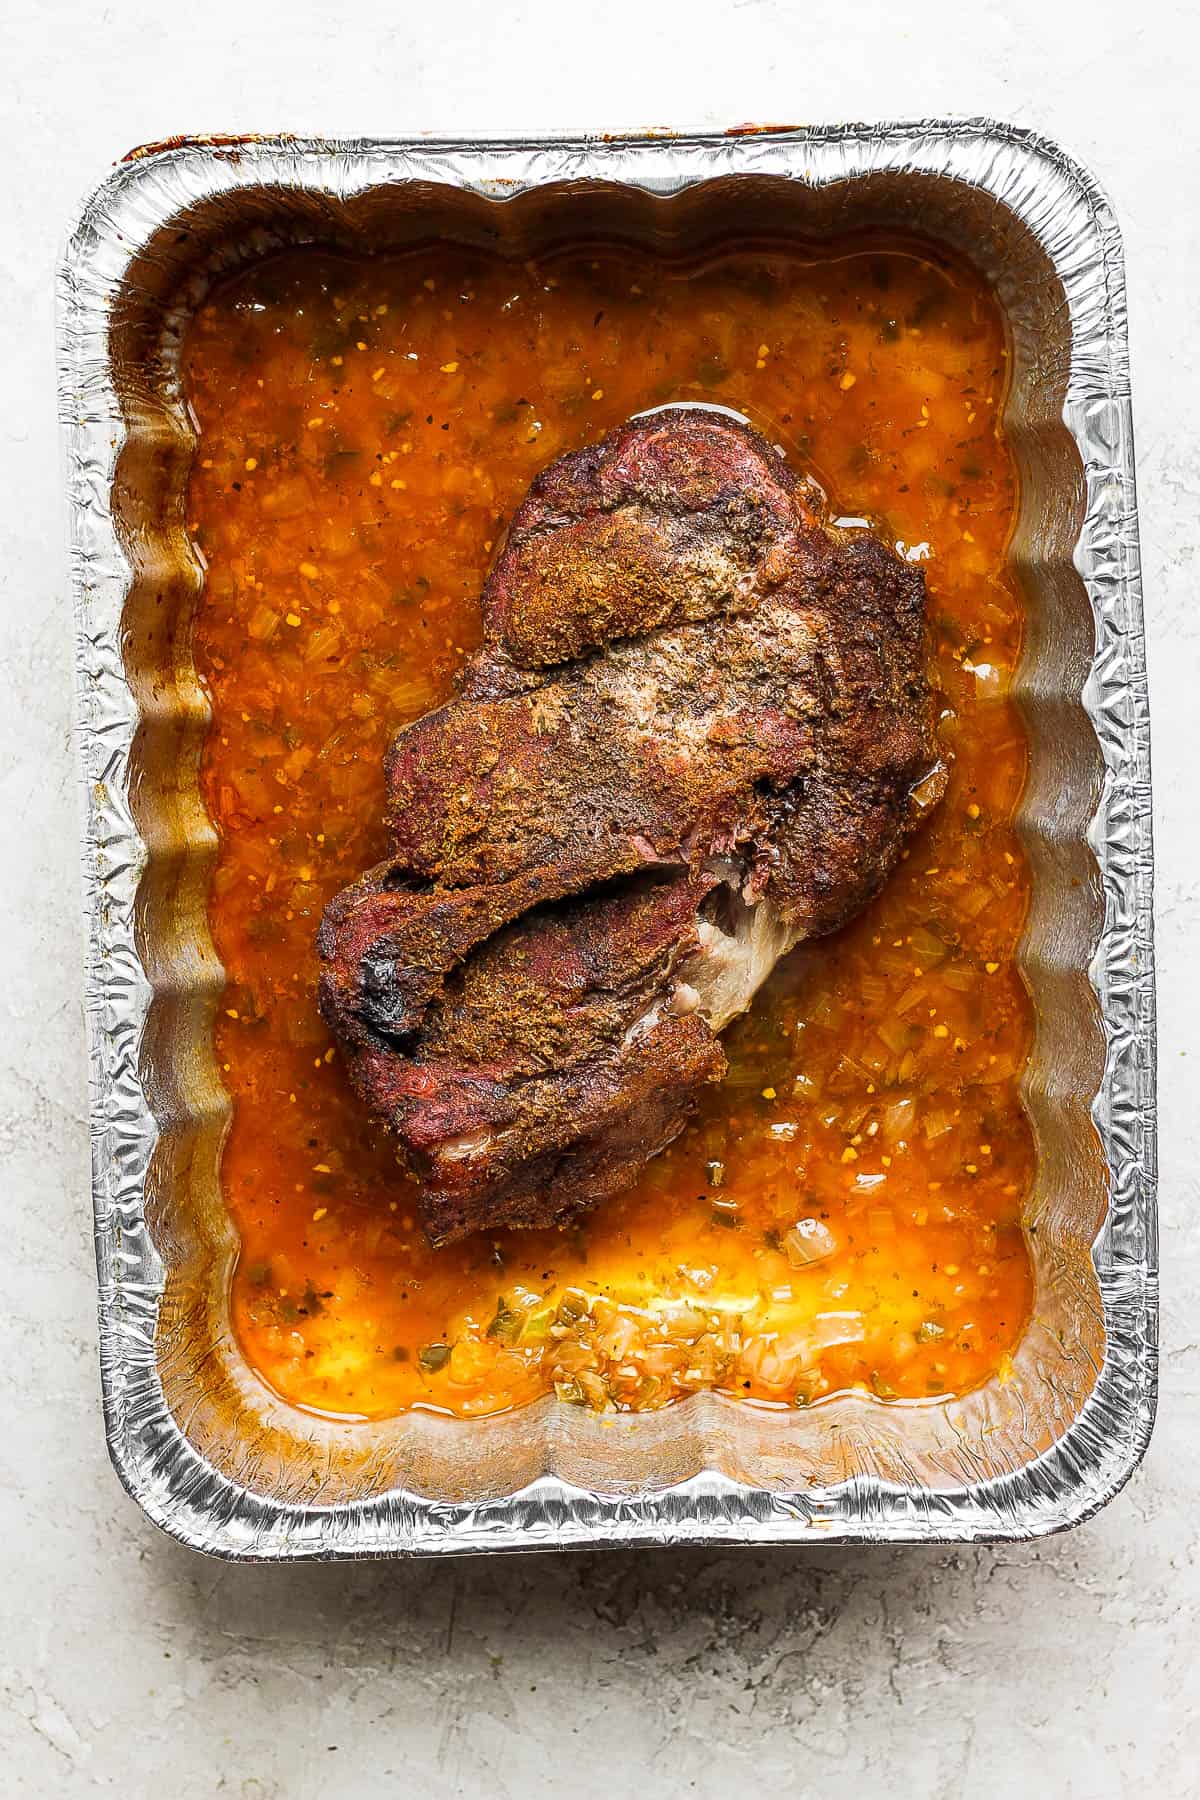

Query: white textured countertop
[2,3,1195,1793]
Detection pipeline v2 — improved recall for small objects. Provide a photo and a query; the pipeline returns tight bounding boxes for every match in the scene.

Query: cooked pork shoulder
[318,407,945,1243]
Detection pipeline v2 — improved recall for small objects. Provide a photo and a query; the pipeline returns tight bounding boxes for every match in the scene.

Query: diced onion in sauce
[784,1218,838,1267]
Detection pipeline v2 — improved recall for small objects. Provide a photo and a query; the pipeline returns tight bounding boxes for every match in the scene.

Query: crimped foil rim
[58,120,1156,1557]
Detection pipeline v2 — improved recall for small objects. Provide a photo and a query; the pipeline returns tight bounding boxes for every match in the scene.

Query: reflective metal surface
[58,123,1156,1557]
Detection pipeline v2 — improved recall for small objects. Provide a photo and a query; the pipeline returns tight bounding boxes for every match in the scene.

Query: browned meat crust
[318,408,945,1244]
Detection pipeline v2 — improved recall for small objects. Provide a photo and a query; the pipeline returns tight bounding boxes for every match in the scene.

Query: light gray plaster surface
[0,3,1195,1794]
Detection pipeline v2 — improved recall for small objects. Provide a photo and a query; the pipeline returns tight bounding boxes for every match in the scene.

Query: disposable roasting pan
[58,123,1156,1557]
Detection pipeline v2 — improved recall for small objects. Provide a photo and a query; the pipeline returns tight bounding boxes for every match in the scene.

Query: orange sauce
[184,239,1034,1419]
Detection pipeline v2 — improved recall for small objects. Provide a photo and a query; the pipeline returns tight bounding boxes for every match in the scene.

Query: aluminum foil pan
[58,123,1156,1558]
